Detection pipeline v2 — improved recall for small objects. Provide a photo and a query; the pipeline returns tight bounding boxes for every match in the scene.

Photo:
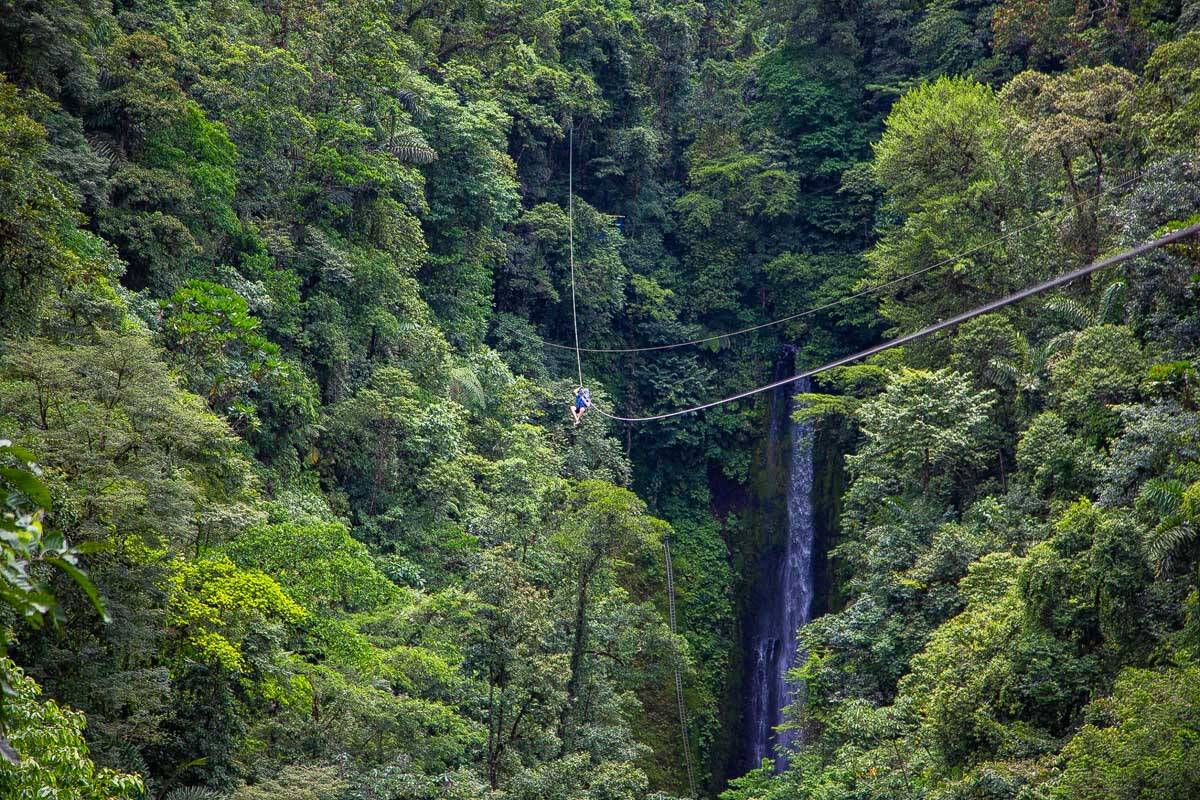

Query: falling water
[742,370,816,772]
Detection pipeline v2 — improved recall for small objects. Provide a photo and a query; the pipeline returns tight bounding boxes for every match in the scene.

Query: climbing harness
[584,220,1200,422]
[540,172,1142,355]
[571,385,592,425]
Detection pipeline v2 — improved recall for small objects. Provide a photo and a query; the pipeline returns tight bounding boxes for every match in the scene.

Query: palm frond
[1143,523,1195,578]
[1040,331,1077,362]
[449,365,486,410]
[1010,328,1030,360]
[393,87,423,115]
[986,357,1020,387]
[1136,477,1185,517]
[85,133,119,168]
[1043,296,1095,330]
[385,134,437,164]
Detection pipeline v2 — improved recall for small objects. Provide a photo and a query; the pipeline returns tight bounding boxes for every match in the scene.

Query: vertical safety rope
[664,536,698,798]
[567,123,583,387]
[565,123,696,795]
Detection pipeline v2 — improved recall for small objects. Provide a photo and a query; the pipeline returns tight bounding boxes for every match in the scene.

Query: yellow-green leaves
[873,77,1005,212]
[168,556,305,671]
[224,520,398,613]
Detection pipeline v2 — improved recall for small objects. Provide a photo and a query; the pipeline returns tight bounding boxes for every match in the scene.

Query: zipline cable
[590,220,1200,423]
[568,123,583,386]
[541,172,1142,354]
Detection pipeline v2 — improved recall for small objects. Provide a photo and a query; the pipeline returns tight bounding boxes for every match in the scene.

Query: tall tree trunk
[558,573,590,754]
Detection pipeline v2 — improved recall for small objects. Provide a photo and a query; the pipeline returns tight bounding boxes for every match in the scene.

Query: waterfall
[742,372,816,772]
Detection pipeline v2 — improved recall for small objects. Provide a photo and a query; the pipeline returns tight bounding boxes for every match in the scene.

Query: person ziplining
[571,385,593,426]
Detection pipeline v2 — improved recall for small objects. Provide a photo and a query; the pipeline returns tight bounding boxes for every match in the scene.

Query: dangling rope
[565,125,698,797]
[568,123,583,387]
[664,535,698,798]
[589,220,1200,422]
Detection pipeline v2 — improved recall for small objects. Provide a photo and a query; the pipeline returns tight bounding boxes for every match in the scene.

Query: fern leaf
[1098,280,1127,324]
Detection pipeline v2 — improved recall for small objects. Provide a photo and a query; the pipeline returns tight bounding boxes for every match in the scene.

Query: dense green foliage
[2,0,1200,797]
[764,23,1200,799]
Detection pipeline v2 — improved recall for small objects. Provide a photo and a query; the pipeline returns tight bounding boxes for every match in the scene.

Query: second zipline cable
[544,172,1142,355]
[591,221,1200,422]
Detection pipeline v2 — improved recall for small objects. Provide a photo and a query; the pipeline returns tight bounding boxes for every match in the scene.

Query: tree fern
[374,96,435,163]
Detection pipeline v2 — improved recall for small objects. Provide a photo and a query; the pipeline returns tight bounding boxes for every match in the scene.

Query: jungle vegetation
[1,0,1200,798]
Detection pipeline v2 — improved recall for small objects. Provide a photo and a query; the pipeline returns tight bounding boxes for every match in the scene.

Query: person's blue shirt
[575,388,592,409]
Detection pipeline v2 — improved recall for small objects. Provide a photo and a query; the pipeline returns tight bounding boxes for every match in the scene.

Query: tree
[1016,412,1097,499]
[867,77,1043,330]
[467,547,565,789]
[160,279,318,457]
[223,518,397,613]
[548,480,668,753]
[1137,31,1200,153]
[0,659,142,799]
[1000,66,1138,258]
[1047,324,1145,445]
[850,368,994,497]
[1053,665,1200,800]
